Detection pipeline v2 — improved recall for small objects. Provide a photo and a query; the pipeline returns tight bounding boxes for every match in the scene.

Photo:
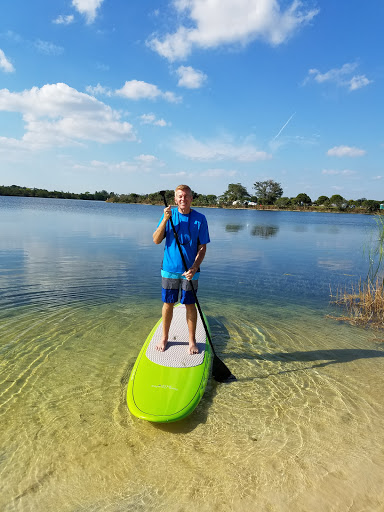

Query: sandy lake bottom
[1,297,384,512]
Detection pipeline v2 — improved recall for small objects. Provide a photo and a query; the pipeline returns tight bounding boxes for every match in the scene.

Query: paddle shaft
[160,196,218,356]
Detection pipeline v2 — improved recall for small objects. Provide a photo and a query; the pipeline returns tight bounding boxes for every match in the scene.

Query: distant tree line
[1,182,383,213]
[216,181,383,213]
[0,185,114,201]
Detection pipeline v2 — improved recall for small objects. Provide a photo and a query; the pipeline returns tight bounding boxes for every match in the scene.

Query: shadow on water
[229,349,384,380]
[152,381,219,434]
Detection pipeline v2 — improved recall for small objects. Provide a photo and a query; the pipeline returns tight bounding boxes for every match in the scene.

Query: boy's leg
[156,302,174,352]
[185,303,198,354]
[156,275,180,352]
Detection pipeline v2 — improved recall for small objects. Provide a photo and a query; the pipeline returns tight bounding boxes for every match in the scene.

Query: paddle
[160,191,236,383]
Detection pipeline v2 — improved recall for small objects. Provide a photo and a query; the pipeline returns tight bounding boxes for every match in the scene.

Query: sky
[0,0,383,201]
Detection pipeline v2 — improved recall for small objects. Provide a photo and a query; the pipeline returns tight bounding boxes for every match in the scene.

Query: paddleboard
[127,303,212,422]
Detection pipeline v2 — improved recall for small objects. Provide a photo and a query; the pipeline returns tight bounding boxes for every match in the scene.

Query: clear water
[1,196,383,511]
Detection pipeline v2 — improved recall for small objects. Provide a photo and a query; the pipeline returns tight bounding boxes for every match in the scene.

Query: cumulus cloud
[86,80,180,103]
[140,113,169,127]
[116,80,181,103]
[173,135,272,161]
[304,62,372,91]
[0,49,15,72]
[176,66,207,88]
[72,0,104,24]
[149,0,319,61]
[53,14,75,25]
[0,83,136,151]
[327,145,366,157]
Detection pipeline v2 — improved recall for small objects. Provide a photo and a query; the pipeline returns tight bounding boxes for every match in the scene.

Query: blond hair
[175,184,192,197]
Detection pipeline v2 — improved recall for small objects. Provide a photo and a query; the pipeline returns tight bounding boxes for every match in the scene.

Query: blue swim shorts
[161,270,199,304]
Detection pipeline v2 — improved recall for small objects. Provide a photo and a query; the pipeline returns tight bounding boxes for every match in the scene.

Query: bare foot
[188,341,199,355]
[155,339,168,352]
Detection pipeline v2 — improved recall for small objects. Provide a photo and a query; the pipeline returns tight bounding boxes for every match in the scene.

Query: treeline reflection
[225,224,279,238]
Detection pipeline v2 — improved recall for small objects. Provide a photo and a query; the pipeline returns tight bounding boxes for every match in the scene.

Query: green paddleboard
[127,303,212,422]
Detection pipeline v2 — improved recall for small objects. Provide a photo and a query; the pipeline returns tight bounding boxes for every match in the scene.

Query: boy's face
[174,189,192,213]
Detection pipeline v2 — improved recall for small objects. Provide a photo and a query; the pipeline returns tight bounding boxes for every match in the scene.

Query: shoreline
[1,194,383,215]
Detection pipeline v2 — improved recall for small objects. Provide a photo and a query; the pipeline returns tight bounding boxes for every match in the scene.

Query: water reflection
[1,198,384,512]
[225,224,245,232]
[251,225,279,238]
[293,225,308,233]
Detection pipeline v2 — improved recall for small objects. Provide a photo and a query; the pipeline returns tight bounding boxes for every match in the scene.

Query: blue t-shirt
[158,208,210,274]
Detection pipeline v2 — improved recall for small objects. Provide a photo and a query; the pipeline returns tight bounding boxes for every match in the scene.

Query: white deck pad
[146,304,206,368]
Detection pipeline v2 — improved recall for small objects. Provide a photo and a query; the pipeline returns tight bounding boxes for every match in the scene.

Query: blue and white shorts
[161,270,199,304]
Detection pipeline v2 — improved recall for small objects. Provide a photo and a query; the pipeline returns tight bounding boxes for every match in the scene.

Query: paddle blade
[212,354,236,383]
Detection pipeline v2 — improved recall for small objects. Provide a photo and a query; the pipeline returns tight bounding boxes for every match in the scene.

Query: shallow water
[1,197,383,511]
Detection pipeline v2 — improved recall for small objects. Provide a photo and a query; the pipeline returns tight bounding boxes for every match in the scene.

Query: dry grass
[329,278,384,330]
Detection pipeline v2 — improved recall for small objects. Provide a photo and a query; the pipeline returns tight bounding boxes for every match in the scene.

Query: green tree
[220,183,250,204]
[195,194,217,206]
[362,200,380,213]
[314,195,329,206]
[275,197,292,208]
[329,194,345,209]
[94,190,109,201]
[253,180,283,205]
[293,193,312,206]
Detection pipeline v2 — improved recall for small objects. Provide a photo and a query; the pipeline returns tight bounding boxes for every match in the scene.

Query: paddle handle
[160,193,217,356]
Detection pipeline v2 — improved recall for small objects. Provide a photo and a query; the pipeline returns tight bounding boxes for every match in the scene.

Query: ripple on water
[1,299,384,511]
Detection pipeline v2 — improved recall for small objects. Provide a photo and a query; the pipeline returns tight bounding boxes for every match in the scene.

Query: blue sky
[0,0,383,200]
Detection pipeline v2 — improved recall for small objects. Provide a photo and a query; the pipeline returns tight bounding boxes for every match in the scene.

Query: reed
[329,278,384,329]
[329,214,384,330]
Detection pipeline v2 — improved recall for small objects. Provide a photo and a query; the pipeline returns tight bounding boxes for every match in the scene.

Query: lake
[1,196,383,511]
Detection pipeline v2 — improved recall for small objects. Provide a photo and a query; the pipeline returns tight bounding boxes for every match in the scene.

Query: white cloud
[34,40,64,55]
[0,83,136,151]
[200,168,238,177]
[305,62,372,91]
[173,135,272,161]
[86,83,112,96]
[135,154,160,164]
[53,14,75,25]
[327,145,366,157]
[116,80,181,103]
[349,75,372,91]
[86,81,180,104]
[0,49,15,73]
[72,0,104,24]
[176,66,207,88]
[149,0,319,61]
[160,171,188,177]
[75,160,138,173]
[322,169,357,176]
[75,154,162,174]
[3,31,23,43]
[373,176,383,181]
[140,113,169,127]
